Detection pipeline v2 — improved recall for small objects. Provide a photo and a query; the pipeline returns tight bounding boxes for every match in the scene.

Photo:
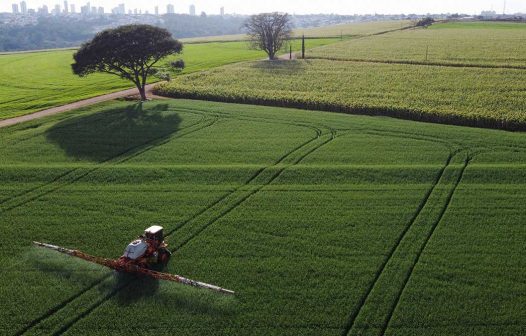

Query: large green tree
[72,24,182,101]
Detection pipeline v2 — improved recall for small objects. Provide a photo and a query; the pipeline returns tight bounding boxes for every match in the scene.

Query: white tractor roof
[145,226,163,234]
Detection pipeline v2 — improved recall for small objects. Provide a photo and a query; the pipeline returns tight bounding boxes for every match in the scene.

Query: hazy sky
[3,0,526,15]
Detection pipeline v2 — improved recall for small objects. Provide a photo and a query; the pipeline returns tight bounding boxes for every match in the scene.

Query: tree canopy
[243,13,292,60]
[72,24,182,100]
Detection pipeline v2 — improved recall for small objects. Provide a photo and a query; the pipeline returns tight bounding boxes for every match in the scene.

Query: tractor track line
[53,129,336,335]
[18,114,326,336]
[0,110,134,206]
[172,129,336,252]
[342,151,455,336]
[13,274,113,336]
[379,155,471,335]
[15,114,216,336]
[164,124,322,238]
[50,279,135,336]
[0,113,213,216]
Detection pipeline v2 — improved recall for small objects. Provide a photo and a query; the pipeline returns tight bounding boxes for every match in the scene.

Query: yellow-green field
[158,21,526,130]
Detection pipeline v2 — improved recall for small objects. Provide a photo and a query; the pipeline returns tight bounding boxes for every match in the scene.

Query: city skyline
[3,0,526,15]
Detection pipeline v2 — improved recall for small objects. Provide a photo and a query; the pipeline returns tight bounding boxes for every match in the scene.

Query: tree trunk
[138,85,147,101]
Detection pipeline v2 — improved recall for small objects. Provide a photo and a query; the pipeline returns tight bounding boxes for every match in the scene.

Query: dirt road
[0,84,157,129]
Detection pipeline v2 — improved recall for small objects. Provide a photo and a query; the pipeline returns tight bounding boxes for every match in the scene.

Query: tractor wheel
[159,248,172,266]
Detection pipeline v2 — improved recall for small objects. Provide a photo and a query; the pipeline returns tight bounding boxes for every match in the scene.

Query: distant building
[91,6,97,14]
[70,4,75,13]
[53,4,61,15]
[98,6,104,15]
[481,10,497,18]
[155,6,159,15]
[38,5,49,14]
[20,1,27,14]
[64,1,68,14]
[134,8,138,15]
[12,4,19,14]
[112,3,125,15]
[167,4,175,14]
[190,4,196,16]
[220,7,224,16]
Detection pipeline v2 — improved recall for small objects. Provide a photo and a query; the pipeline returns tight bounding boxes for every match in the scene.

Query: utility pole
[425,45,429,62]
[290,45,292,60]
[301,35,305,59]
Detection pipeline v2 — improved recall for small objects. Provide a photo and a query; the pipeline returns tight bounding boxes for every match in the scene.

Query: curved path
[0,84,159,129]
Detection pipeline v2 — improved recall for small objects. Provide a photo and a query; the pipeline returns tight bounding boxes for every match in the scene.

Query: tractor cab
[145,226,164,244]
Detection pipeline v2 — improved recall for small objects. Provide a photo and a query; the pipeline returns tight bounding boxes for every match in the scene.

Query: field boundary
[154,88,525,131]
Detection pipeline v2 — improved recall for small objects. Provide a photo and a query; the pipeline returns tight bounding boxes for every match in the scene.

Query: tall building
[189,4,196,16]
[20,1,27,14]
[154,6,159,15]
[98,7,104,14]
[12,4,19,14]
[53,4,61,15]
[64,0,68,13]
[112,3,125,15]
[220,7,225,16]
[70,4,75,13]
[167,4,175,14]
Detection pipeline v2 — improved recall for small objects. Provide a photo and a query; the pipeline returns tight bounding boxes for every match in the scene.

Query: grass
[0,99,525,335]
[0,38,339,121]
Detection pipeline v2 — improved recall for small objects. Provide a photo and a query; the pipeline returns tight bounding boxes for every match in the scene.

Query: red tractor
[117,226,172,271]
[34,226,234,295]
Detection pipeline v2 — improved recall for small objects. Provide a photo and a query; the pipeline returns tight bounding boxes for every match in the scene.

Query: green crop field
[309,21,526,67]
[157,22,526,130]
[1,99,525,335]
[0,38,338,121]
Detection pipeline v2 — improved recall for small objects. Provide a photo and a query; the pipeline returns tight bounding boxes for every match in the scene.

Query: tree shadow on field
[250,59,307,74]
[46,103,181,162]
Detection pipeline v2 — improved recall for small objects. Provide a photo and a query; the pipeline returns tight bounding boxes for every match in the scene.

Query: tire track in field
[12,111,219,336]
[171,128,337,252]
[343,151,470,336]
[14,114,327,336]
[341,150,455,336]
[0,110,215,216]
[49,127,337,336]
[379,155,471,335]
